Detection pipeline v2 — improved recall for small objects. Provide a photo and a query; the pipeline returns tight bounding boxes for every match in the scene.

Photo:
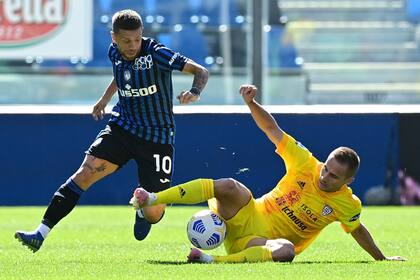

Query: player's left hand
[92,98,109,120]
[385,256,406,261]
[177,91,200,105]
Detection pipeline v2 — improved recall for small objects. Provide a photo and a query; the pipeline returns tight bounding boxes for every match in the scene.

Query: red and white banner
[0,0,92,59]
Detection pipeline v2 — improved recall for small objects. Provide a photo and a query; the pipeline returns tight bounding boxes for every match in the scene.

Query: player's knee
[270,240,295,262]
[215,178,240,198]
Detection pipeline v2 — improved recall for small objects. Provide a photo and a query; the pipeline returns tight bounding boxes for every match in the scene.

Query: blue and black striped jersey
[107,37,188,144]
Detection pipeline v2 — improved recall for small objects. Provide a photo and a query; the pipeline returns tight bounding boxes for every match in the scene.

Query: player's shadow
[147,260,190,265]
[296,260,371,264]
[147,260,372,265]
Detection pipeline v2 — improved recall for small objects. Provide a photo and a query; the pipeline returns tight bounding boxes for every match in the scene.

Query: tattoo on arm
[191,65,209,94]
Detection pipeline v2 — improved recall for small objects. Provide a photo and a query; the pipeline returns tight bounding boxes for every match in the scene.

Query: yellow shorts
[208,197,273,254]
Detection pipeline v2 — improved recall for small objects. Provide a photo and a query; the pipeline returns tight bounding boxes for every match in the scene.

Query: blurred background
[1,0,420,206]
[1,0,419,105]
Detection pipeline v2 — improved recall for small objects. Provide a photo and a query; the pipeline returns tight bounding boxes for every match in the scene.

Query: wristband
[189,87,201,96]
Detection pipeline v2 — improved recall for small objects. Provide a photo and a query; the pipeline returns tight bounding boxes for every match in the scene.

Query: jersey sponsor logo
[282,206,307,231]
[297,181,306,189]
[300,203,318,222]
[275,190,301,207]
[118,84,157,97]
[0,0,68,45]
[124,70,131,81]
[349,213,360,222]
[321,205,333,216]
[168,52,179,66]
[133,54,153,70]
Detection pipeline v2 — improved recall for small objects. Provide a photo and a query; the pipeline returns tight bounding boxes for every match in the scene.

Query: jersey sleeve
[275,133,313,172]
[151,42,188,71]
[338,194,362,233]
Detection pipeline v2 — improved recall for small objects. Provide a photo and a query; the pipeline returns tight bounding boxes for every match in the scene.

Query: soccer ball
[187,209,226,250]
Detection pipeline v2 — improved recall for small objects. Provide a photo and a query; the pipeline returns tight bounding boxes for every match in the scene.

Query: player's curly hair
[112,9,143,34]
[332,147,360,178]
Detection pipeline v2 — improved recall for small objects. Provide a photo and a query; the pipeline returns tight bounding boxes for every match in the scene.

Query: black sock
[42,179,84,229]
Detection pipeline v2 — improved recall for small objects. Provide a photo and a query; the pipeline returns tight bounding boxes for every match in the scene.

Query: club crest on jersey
[124,70,131,81]
[133,54,153,70]
[321,205,333,216]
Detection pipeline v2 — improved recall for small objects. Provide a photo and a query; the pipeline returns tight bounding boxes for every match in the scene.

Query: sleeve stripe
[158,48,174,58]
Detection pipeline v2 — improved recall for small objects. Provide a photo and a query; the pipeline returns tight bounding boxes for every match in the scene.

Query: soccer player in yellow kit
[130,84,405,263]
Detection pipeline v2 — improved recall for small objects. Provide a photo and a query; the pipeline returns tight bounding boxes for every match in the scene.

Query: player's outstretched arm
[92,78,118,120]
[351,223,406,261]
[240,84,284,145]
[177,59,209,104]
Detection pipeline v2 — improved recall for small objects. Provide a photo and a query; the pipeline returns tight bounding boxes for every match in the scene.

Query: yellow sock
[213,246,273,263]
[152,179,214,205]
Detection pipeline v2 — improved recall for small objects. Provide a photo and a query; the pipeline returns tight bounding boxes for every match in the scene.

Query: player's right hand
[177,90,200,105]
[239,84,257,104]
[92,99,108,120]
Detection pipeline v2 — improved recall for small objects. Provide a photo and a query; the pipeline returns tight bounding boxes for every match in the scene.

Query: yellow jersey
[262,133,362,254]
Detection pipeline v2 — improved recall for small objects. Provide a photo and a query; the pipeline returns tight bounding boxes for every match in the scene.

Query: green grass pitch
[1,206,419,279]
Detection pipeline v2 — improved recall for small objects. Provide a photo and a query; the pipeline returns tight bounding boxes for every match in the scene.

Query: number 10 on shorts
[153,154,172,174]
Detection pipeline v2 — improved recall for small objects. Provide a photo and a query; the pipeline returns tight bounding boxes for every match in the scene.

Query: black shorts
[86,123,174,192]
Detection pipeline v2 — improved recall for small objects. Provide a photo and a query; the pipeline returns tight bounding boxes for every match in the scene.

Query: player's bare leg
[72,155,119,190]
[213,178,252,220]
[142,204,166,223]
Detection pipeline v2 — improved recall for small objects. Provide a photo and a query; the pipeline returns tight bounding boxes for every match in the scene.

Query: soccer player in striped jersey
[15,9,209,252]
[130,85,405,263]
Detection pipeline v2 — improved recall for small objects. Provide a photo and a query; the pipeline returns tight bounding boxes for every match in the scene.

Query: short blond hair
[331,147,360,178]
